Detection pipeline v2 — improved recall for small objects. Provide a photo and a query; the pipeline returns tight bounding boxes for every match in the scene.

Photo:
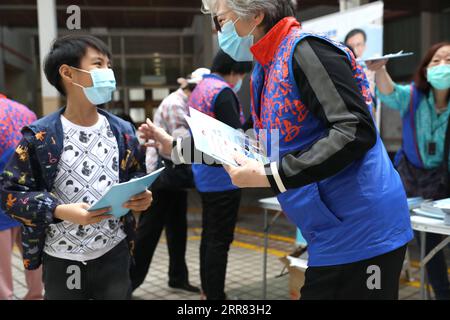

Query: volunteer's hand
[366,59,388,72]
[138,118,174,157]
[123,190,153,212]
[54,203,112,226]
[223,154,271,188]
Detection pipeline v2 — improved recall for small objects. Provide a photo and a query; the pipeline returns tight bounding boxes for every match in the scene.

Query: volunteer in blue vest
[187,50,252,300]
[140,0,414,301]
[201,0,413,300]
[367,42,450,300]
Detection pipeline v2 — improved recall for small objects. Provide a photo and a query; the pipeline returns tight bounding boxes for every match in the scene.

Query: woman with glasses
[141,0,414,300]
[203,0,413,300]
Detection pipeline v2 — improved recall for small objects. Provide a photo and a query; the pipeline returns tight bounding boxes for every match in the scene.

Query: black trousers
[43,240,131,300]
[130,189,189,291]
[300,245,407,300]
[200,189,241,300]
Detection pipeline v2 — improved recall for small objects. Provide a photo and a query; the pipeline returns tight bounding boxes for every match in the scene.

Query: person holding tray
[369,41,450,300]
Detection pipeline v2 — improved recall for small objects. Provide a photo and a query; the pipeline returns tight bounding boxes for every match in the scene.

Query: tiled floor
[10,226,289,300]
[10,189,450,300]
[12,222,444,300]
[131,228,290,300]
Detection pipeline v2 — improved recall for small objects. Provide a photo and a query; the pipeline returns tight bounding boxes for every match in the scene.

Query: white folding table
[257,197,442,300]
[410,214,450,300]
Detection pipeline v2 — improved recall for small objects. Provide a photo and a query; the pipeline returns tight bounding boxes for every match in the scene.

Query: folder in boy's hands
[88,167,165,218]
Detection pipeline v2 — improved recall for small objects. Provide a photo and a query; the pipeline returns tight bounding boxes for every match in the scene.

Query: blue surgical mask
[233,78,243,93]
[427,64,450,90]
[218,18,256,62]
[72,67,116,105]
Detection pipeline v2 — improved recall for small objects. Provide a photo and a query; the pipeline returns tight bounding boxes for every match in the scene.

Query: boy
[0,35,152,300]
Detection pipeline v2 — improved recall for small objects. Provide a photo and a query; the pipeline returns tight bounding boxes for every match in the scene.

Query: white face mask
[218,18,257,62]
[233,78,243,93]
[71,67,117,105]
[427,64,450,90]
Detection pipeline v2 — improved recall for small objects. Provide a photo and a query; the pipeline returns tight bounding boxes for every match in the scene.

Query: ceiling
[0,0,448,29]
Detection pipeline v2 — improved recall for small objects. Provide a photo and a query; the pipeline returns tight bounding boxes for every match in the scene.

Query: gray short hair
[202,0,297,32]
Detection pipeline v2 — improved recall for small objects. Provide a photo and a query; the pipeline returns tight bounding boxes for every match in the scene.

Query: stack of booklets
[414,198,450,225]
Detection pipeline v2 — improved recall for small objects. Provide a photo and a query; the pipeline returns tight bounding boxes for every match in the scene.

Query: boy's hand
[54,203,113,226]
[123,190,153,212]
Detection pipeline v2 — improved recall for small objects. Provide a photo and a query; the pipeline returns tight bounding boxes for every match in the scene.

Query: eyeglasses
[212,10,232,32]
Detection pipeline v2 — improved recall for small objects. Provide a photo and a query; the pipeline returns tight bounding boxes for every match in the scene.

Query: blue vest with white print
[251,29,413,267]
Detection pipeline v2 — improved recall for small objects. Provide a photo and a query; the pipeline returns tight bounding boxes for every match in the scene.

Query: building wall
[0,27,37,111]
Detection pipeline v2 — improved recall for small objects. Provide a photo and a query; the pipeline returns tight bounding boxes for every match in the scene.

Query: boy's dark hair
[211,50,253,76]
[344,29,367,44]
[44,34,112,96]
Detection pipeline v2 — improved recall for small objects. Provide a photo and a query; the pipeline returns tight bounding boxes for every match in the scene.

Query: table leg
[419,235,450,300]
[420,231,426,300]
[404,248,414,282]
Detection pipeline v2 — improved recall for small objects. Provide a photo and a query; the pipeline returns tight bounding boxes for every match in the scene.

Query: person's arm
[166,100,190,139]
[367,60,412,115]
[214,88,243,129]
[265,37,377,193]
[1,131,61,227]
[171,89,243,166]
[373,65,395,95]
[140,88,245,168]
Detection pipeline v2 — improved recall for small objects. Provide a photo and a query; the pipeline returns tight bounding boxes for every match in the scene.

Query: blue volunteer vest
[394,84,424,168]
[250,18,413,267]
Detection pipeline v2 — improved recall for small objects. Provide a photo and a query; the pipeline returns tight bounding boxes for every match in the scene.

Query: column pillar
[37,0,60,115]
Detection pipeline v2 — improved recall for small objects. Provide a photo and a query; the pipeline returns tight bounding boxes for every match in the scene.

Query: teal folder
[88,167,165,218]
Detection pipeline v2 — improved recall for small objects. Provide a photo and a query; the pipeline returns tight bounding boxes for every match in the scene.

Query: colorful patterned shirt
[0,94,37,231]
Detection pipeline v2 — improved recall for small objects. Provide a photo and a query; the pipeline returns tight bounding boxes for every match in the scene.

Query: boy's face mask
[427,64,450,91]
[71,67,116,105]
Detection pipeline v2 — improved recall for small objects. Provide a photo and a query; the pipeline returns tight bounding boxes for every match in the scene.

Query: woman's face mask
[427,64,450,91]
[426,45,450,91]
[218,17,257,62]
[71,67,117,105]
[233,78,243,93]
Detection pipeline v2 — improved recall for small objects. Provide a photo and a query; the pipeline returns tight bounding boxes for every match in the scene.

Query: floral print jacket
[0,107,145,270]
